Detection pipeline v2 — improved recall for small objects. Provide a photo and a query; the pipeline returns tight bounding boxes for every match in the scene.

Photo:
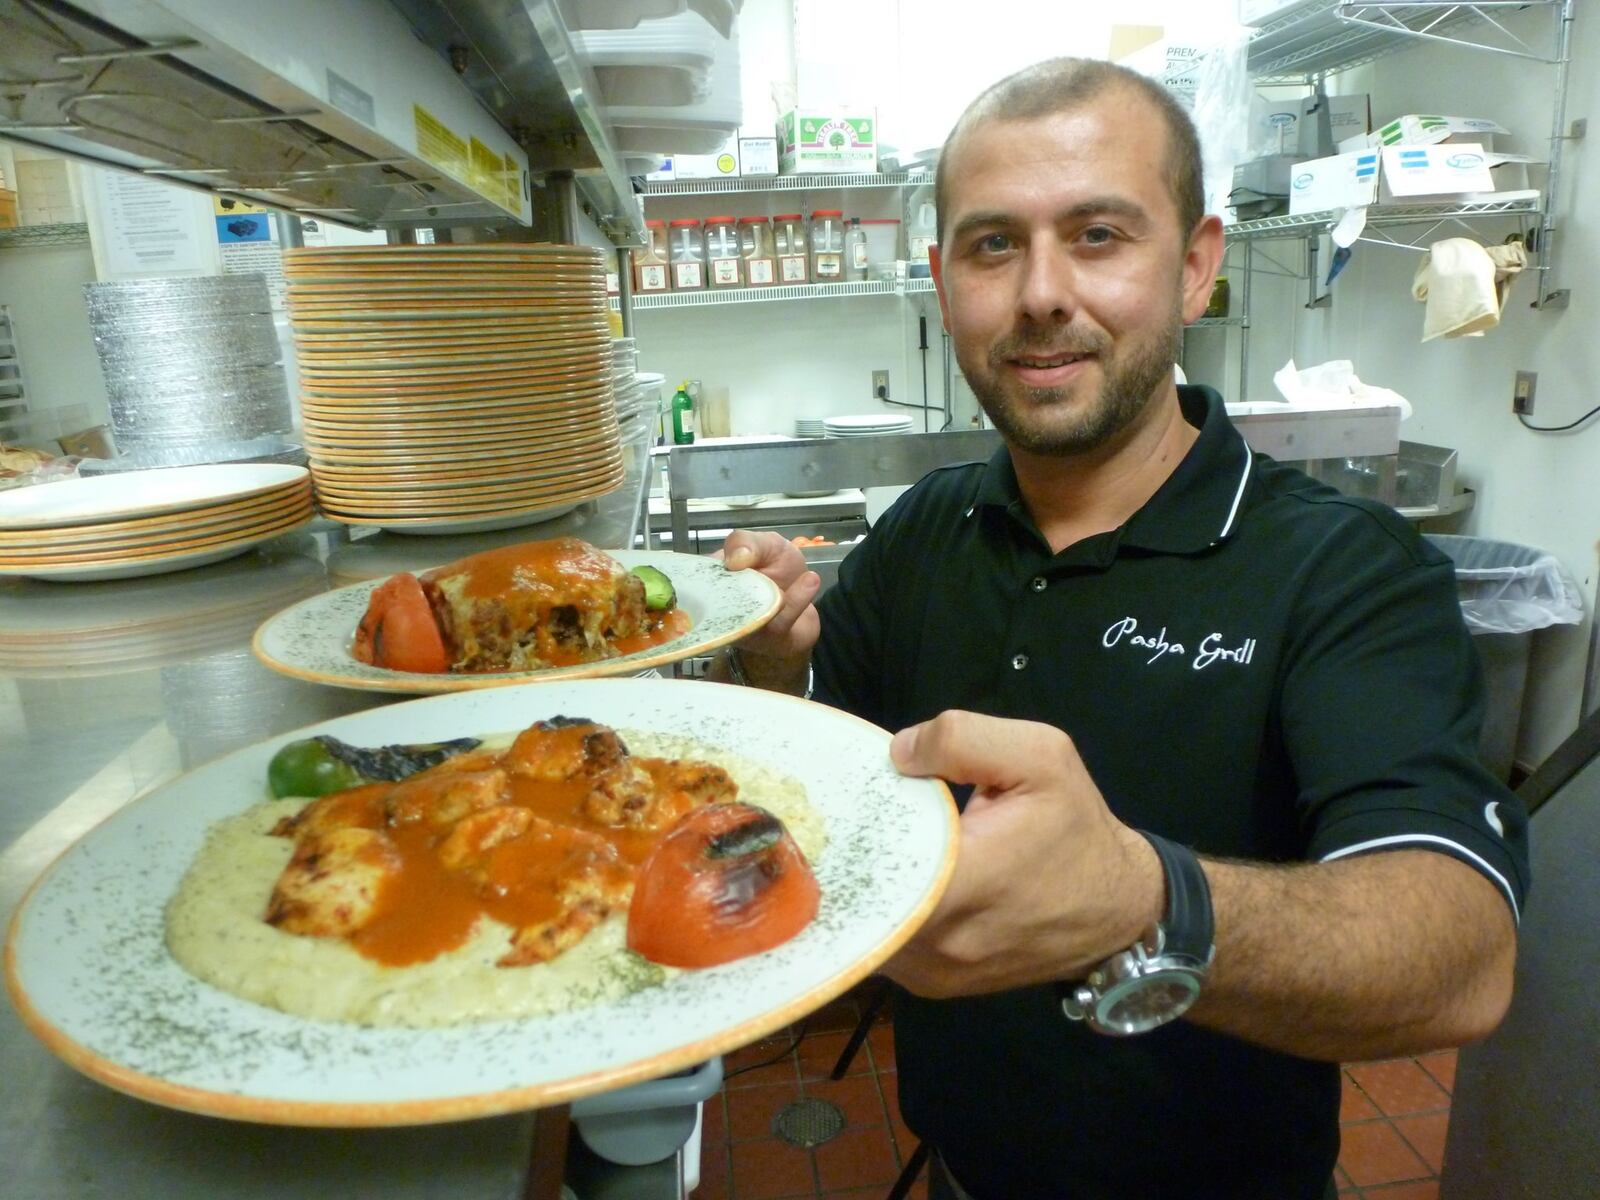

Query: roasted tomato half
[627,801,819,968]
[351,572,450,674]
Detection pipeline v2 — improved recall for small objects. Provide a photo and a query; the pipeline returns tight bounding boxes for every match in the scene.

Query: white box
[1379,144,1496,201]
[673,137,739,179]
[644,158,675,181]
[1371,115,1509,151]
[738,136,778,176]
[1262,94,1371,158]
[1288,150,1380,214]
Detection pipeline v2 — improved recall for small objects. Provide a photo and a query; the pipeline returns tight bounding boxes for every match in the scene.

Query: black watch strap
[1139,830,1214,964]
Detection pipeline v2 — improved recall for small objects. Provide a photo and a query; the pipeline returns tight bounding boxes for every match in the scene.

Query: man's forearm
[1188,849,1516,1061]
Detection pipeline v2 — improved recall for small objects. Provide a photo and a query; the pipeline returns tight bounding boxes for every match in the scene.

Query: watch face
[1098,971,1202,1036]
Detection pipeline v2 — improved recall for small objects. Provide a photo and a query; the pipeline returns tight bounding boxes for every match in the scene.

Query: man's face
[931,91,1215,457]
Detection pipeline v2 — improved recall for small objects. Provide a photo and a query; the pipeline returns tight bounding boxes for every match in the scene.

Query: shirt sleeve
[1280,505,1531,922]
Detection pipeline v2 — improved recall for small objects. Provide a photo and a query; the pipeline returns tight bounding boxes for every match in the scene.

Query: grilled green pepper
[630,564,676,611]
[266,735,482,798]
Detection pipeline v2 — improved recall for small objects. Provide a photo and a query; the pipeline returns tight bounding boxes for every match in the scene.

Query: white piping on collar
[1214,431,1253,542]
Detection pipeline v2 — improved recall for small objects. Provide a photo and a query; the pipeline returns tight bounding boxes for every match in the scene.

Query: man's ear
[929,243,953,332]
[1180,215,1226,325]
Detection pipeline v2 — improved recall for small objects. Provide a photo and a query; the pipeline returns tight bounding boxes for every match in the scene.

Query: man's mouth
[1010,351,1090,369]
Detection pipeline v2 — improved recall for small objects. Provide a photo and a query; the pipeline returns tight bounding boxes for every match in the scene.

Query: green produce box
[778,109,876,174]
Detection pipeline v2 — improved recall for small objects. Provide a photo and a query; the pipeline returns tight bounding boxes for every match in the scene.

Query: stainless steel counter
[0,519,677,1200]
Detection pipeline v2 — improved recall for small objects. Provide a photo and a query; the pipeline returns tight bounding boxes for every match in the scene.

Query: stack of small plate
[610,338,642,423]
[0,464,315,582]
[284,245,623,535]
[823,414,914,438]
[794,418,827,438]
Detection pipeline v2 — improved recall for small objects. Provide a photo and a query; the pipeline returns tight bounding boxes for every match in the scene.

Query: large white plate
[4,678,957,1125]
[252,549,780,693]
[0,465,309,530]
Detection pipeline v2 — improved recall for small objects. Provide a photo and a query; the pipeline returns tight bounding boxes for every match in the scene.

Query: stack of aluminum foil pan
[83,274,293,463]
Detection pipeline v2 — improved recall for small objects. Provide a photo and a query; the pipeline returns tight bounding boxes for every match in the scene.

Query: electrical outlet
[872,369,890,401]
[1513,370,1537,415]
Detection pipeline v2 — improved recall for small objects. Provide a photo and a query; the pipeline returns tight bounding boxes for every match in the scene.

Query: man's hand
[883,711,1163,999]
[720,530,821,660]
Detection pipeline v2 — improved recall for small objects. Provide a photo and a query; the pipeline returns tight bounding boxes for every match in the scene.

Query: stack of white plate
[0,464,315,582]
[822,414,915,438]
[611,338,642,423]
[794,418,827,438]
[284,245,623,535]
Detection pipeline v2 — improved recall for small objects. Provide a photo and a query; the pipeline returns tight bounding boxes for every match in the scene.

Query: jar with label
[632,219,670,293]
[905,183,937,279]
[810,210,845,281]
[845,217,869,282]
[667,218,705,290]
[704,215,743,288]
[773,213,809,284]
[739,216,776,286]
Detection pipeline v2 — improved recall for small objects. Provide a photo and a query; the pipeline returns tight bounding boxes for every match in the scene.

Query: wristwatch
[1058,831,1215,1036]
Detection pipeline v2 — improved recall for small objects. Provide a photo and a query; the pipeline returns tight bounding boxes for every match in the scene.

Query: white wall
[1207,7,1597,766]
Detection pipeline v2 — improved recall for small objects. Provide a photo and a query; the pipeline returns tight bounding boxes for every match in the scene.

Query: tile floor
[693,981,1458,1200]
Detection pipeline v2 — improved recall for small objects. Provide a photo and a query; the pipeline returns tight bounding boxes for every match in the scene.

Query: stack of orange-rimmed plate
[285,244,624,535]
[0,464,314,582]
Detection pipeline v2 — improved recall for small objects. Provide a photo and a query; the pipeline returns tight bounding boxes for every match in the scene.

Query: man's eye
[975,233,1012,254]
[1082,226,1116,246]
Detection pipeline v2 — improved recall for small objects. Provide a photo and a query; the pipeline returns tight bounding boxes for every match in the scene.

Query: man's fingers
[891,711,1070,792]
[763,570,820,636]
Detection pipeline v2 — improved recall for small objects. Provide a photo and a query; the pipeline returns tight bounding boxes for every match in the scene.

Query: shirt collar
[970,385,1255,554]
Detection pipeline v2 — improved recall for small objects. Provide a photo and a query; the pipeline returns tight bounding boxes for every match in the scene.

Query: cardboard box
[778,109,876,174]
[673,137,740,179]
[1379,143,1496,201]
[738,136,779,176]
[1262,94,1371,159]
[1371,114,1508,151]
[1288,150,1380,214]
[643,159,675,181]
[0,189,17,229]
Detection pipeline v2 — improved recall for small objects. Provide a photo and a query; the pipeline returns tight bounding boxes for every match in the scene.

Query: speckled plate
[3,678,957,1125]
[250,549,780,693]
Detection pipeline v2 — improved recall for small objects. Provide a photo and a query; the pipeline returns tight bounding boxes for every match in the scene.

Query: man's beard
[963,312,1183,456]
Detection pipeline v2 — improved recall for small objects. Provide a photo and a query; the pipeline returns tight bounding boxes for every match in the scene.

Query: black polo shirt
[812,385,1529,1200]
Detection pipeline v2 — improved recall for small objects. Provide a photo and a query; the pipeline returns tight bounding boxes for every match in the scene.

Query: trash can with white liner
[1424,535,1585,780]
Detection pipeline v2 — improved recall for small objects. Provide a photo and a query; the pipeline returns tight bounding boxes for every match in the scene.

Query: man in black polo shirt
[719,56,1528,1200]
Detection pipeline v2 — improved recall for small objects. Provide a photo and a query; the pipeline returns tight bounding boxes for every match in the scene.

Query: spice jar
[809,209,845,282]
[740,216,776,286]
[668,218,706,290]
[633,219,669,293]
[704,215,743,288]
[773,213,809,284]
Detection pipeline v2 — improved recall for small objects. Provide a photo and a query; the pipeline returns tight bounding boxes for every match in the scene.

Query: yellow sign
[212,197,272,216]
[413,104,468,185]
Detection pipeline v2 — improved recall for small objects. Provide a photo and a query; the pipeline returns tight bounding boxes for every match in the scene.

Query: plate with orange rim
[251,548,780,694]
[3,676,959,1125]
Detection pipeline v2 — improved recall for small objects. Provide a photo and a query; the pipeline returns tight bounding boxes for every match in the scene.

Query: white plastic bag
[1425,535,1586,634]
[1272,359,1414,420]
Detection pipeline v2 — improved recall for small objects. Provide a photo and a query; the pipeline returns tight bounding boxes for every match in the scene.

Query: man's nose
[1016,237,1079,325]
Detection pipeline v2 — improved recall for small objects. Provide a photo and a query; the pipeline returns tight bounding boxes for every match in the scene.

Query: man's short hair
[934,57,1204,246]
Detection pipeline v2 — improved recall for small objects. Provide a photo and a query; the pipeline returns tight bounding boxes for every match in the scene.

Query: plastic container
[571,1058,724,1166]
[845,217,869,281]
[810,209,846,282]
[1424,535,1584,781]
[668,218,706,290]
[704,215,743,288]
[633,219,670,293]
[906,183,937,278]
[773,213,809,284]
[739,216,776,286]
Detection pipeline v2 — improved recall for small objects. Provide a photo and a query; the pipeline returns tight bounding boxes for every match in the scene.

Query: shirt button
[1011,654,1029,671]
[1030,576,1048,592]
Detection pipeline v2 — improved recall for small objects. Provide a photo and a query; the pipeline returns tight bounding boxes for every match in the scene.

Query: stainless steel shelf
[1190,317,1248,327]
[642,172,924,196]
[623,280,902,309]
[0,222,91,248]
[1248,0,1565,79]
[1226,196,1541,241]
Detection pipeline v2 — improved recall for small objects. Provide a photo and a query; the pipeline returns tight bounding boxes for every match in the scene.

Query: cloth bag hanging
[1411,237,1527,342]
